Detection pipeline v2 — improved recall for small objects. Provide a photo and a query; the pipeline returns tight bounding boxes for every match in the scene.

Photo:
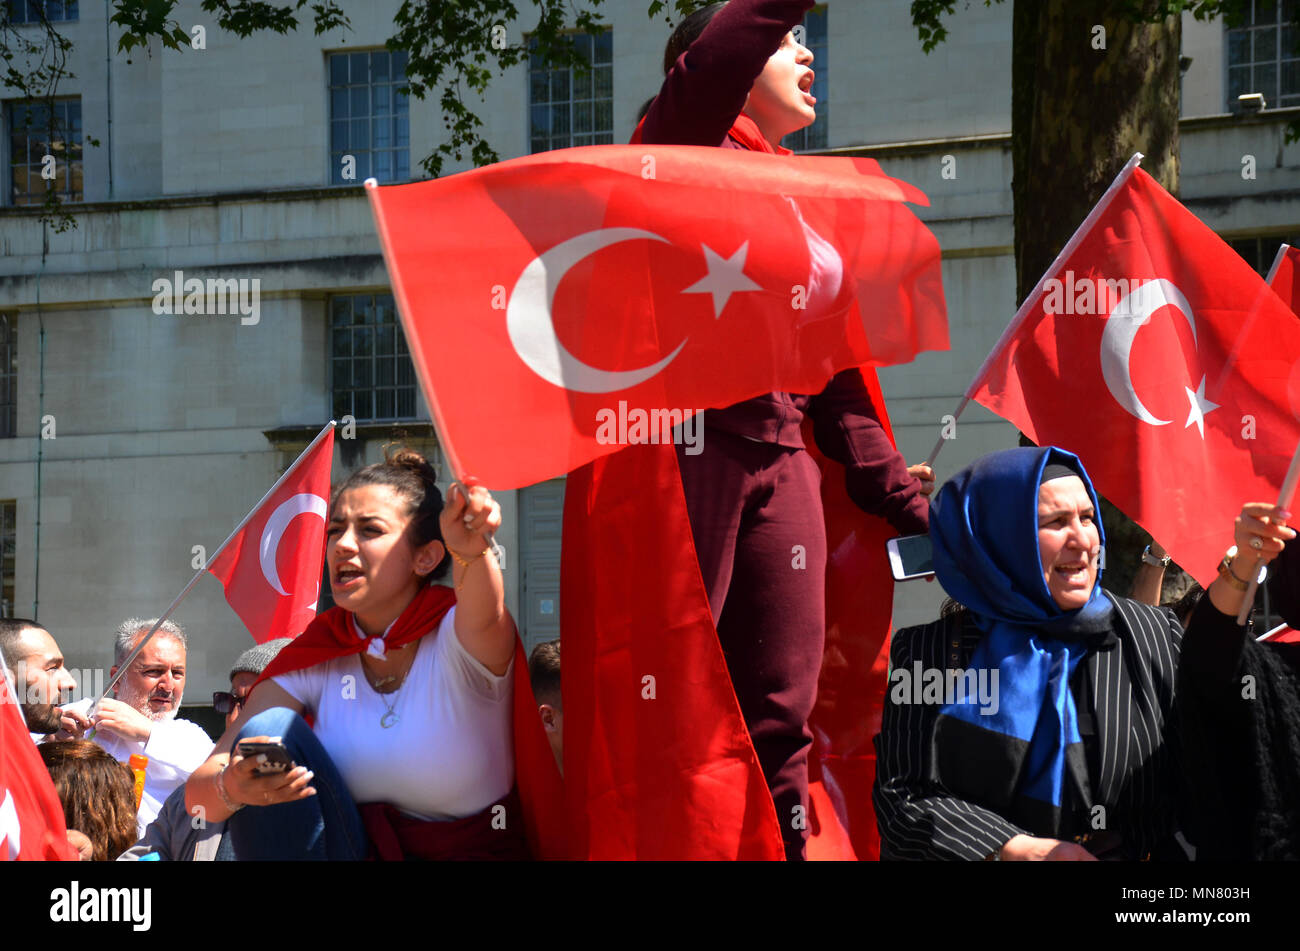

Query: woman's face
[745,30,816,146]
[326,484,443,634]
[1037,476,1101,611]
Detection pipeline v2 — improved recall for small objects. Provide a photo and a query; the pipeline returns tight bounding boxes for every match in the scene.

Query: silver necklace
[363,655,409,729]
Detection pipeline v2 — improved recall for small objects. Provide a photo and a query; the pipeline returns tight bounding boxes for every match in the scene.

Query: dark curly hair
[330,446,451,581]
[39,740,139,861]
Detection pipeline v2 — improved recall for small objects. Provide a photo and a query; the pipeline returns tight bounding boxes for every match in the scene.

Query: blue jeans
[221,707,368,861]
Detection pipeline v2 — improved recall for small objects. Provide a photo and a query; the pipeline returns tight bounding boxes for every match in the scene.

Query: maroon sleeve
[638,0,814,147]
[807,369,929,534]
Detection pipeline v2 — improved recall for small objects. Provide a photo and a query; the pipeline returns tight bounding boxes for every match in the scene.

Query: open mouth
[334,565,365,588]
[799,72,816,104]
[1054,562,1091,584]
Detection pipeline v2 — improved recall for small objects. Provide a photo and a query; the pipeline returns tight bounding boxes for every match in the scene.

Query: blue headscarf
[928,446,1115,835]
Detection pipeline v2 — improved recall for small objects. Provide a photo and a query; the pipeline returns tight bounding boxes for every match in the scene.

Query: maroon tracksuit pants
[677,429,827,861]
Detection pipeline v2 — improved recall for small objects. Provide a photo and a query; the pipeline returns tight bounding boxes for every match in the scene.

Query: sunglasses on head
[212,691,245,716]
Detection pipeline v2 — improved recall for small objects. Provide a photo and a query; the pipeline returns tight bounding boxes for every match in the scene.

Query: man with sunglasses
[119,638,290,861]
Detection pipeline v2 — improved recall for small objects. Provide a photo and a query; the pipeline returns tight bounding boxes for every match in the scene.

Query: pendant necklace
[364,653,408,729]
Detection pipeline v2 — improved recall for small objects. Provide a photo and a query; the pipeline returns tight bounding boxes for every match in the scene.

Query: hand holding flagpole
[1235,436,1300,625]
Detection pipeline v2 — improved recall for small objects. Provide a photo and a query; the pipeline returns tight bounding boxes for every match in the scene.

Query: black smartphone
[235,738,296,776]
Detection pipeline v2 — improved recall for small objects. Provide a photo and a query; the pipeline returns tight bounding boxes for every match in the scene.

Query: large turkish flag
[208,426,335,643]
[0,672,78,860]
[367,145,947,489]
[973,164,1300,586]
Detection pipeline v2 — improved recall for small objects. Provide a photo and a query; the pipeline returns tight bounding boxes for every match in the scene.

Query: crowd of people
[4,0,1299,863]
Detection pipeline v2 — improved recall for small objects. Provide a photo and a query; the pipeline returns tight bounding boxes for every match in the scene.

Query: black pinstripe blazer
[873,594,1184,860]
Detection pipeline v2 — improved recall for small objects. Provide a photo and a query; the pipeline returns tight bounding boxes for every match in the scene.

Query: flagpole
[1265,243,1291,286]
[925,152,1146,467]
[91,421,337,710]
[1236,434,1300,625]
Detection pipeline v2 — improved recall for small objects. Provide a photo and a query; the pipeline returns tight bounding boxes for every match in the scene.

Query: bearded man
[59,618,214,834]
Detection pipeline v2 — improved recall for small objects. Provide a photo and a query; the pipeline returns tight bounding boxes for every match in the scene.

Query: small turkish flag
[366,145,947,489]
[1269,244,1300,317]
[972,162,1300,586]
[208,426,335,643]
[0,672,78,860]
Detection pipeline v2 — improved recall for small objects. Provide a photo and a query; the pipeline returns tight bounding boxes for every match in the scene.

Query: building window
[0,316,15,439]
[328,49,409,184]
[0,501,14,618]
[529,30,613,152]
[6,0,78,23]
[7,99,82,205]
[785,6,828,152]
[1226,1,1300,109]
[1227,234,1300,276]
[330,293,419,422]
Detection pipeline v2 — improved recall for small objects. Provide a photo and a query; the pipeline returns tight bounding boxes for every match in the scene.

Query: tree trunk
[1012,1,1192,601]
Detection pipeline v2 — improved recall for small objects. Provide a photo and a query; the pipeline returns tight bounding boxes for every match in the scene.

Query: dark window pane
[531,104,550,135]
[396,152,409,179]
[574,102,592,133]
[1256,61,1278,97]
[594,30,612,64]
[551,70,569,102]
[331,296,351,327]
[392,50,407,76]
[332,328,351,356]
[376,390,395,419]
[377,357,395,386]
[1257,27,1279,61]
[350,86,369,117]
[373,116,391,149]
[333,358,351,388]
[354,359,372,386]
[372,84,391,115]
[333,391,350,419]
[594,100,612,133]
[353,328,373,356]
[396,358,413,384]
[594,65,612,99]
[330,54,348,86]
[376,324,395,354]
[394,115,409,148]
[350,52,369,84]
[372,151,392,181]
[331,87,349,119]
[573,69,592,100]
[531,71,549,104]
[354,390,372,419]
[371,51,390,81]
[330,119,348,151]
[1229,65,1251,100]
[397,389,416,418]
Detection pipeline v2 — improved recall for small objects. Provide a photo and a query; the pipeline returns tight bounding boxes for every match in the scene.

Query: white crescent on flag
[0,789,20,860]
[259,493,328,597]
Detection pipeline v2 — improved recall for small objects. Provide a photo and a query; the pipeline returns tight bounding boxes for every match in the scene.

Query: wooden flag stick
[1236,434,1300,625]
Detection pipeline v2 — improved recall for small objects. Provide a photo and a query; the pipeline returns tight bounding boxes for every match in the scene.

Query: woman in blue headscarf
[872,445,1288,861]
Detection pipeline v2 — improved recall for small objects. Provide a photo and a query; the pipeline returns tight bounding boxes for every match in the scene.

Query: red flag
[0,673,78,860]
[209,425,335,643]
[1268,243,1300,317]
[367,145,947,489]
[972,161,1300,586]
[562,442,785,860]
[805,367,899,861]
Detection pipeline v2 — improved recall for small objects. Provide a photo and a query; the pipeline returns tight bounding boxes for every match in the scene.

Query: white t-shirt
[273,606,514,821]
[61,698,215,836]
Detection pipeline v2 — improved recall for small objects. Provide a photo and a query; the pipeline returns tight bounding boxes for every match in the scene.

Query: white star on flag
[681,242,762,319]
[1184,376,1220,438]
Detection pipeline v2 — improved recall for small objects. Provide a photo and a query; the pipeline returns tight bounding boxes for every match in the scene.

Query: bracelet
[215,762,244,813]
[448,546,492,570]
[1217,550,1251,592]
[1141,545,1171,568]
